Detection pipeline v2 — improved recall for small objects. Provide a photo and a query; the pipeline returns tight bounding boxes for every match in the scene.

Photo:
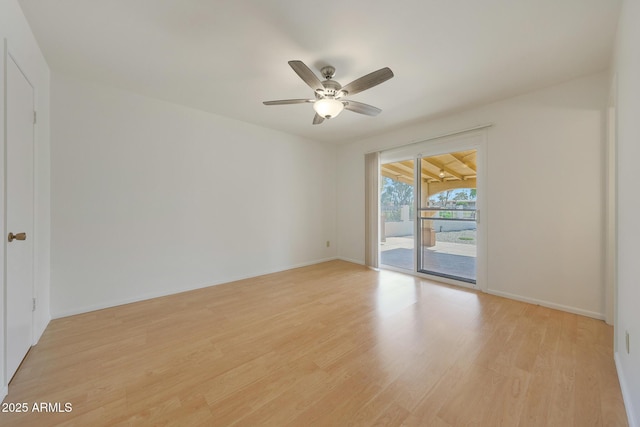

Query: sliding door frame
[379,128,488,292]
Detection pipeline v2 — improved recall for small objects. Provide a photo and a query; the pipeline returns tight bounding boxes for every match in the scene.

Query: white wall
[613,1,640,425]
[0,0,51,399]
[50,73,336,317]
[337,73,608,319]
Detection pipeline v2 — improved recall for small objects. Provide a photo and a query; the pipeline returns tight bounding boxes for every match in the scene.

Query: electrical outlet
[326,240,330,247]
[625,331,630,354]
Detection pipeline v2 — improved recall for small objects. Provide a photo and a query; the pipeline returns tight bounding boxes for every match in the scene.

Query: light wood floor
[1,260,628,426]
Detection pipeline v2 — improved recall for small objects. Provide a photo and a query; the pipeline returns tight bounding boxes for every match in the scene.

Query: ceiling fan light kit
[263,60,394,125]
[313,98,344,118]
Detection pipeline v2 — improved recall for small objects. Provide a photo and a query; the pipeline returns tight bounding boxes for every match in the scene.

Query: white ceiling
[18,0,621,144]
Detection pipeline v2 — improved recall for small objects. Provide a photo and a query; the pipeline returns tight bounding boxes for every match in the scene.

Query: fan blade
[288,60,324,92]
[263,99,314,105]
[343,100,382,116]
[313,113,325,125]
[339,67,394,97]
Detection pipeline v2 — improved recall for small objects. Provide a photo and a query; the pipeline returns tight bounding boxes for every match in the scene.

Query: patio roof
[381,149,477,187]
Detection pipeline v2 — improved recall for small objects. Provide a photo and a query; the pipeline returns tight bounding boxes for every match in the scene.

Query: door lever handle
[8,232,27,242]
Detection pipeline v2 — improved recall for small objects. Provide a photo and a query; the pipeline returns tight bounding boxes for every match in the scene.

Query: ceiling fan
[263,60,394,125]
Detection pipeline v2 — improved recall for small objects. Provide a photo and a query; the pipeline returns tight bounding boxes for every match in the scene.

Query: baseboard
[337,262,604,320]
[615,352,638,427]
[51,257,339,319]
[33,314,51,345]
[486,289,605,320]
[336,256,365,265]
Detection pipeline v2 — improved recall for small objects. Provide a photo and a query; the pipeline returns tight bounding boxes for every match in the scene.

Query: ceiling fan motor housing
[318,78,342,97]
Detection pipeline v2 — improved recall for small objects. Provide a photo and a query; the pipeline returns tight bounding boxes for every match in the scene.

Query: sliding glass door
[417,151,477,283]
[379,160,415,271]
[377,130,486,289]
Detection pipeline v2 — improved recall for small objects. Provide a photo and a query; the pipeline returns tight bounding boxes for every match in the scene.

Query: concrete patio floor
[380,235,476,281]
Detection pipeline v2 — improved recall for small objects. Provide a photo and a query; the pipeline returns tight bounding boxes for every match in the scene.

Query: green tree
[436,190,453,207]
[381,177,413,207]
[453,190,469,201]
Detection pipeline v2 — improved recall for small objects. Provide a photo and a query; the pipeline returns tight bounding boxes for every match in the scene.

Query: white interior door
[6,55,35,382]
